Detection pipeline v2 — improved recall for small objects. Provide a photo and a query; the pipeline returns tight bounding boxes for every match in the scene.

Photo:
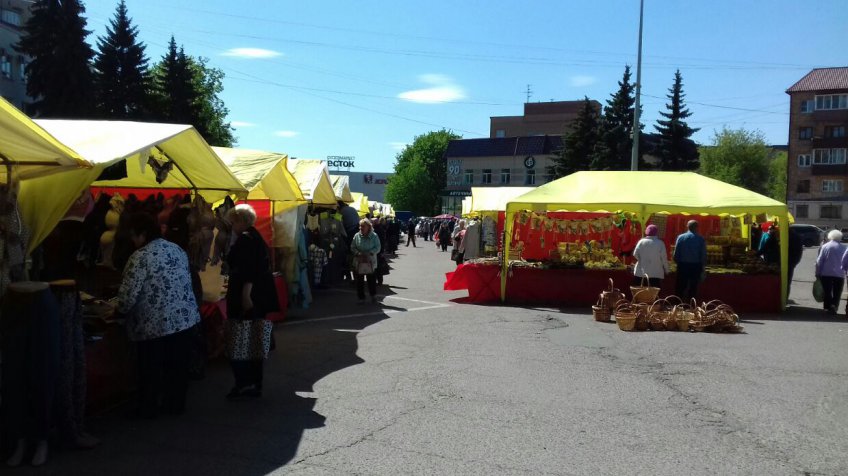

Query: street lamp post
[631,0,644,171]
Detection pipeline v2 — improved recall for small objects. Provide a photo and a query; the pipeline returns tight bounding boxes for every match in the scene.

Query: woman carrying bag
[351,218,381,304]
[225,204,279,400]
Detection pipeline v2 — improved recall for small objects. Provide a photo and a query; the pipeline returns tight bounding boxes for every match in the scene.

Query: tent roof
[213,146,304,202]
[472,186,535,213]
[0,97,89,181]
[506,171,786,216]
[286,159,337,206]
[350,192,370,215]
[330,174,353,203]
[34,120,246,197]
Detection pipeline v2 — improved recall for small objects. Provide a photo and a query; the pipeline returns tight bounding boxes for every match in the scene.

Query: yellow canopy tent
[461,197,473,217]
[471,186,534,214]
[212,146,304,202]
[503,171,790,309]
[330,174,354,203]
[1,97,92,251]
[22,120,247,248]
[286,159,337,207]
[350,192,370,217]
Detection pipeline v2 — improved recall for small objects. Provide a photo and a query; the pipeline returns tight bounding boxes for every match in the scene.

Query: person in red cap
[632,224,670,288]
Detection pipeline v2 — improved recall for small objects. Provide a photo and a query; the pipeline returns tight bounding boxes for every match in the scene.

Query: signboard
[327,155,355,168]
[447,159,462,186]
[363,174,389,185]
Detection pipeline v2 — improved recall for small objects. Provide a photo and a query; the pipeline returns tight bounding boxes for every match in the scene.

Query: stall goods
[613,301,637,331]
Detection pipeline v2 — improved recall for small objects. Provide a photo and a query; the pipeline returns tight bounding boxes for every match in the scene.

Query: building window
[799,127,813,140]
[525,169,536,185]
[813,149,847,165]
[815,94,848,111]
[798,154,811,167]
[797,180,810,193]
[18,61,25,81]
[0,55,10,79]
[795,204,809,218]
[463,169,473,185]
[495,129,505,138]
[481,169,492,184]
[0,9,21,27]
[820,205,842,219]
[500,168,510,184]
[800,99,814,113]
[822,180,843,193]
[826,126,846,138]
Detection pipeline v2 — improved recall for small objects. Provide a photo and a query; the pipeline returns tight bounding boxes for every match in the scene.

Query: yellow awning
[0,96,90,181]
[19,120,247,250]
[461,196,473,217]
[350,192,370,216]
[213,146,304,202]
[503,171,790,309]
[330,174,354,203]
[471,186,535,213]
[286,159,337,206]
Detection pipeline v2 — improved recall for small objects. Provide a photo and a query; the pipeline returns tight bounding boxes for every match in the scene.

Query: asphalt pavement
[22,240,848,475]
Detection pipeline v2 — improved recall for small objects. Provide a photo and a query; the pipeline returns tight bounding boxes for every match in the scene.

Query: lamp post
[631,0,644,171]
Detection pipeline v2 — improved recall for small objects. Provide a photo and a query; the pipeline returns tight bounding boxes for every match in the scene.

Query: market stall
[350,192,370,217]
[446,172,789,312]
[330,174,354,203]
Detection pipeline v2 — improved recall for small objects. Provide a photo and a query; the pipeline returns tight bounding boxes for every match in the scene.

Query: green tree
[699,128,771,195]
[93,0,150,119]
[548,97,599,179]
[385,129,460,215]
[16,0,96,117]
[591,66,642,170]
[150,37,234,146]
[766,150,787,202]
[654,70,699,170]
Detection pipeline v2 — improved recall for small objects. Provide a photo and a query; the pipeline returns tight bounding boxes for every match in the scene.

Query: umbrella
[433,214,458,220]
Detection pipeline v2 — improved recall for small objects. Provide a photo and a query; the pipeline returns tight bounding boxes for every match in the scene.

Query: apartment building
[490,100,601,138]
[0,0,31,110]
[786,67,848,229]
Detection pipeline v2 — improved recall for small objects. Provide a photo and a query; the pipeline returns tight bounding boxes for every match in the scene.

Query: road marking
[282,303,450,326]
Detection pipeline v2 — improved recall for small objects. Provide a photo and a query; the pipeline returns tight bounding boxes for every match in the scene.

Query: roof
[786,67,848,93]
[524,100,600,116]
[213,146,304,202]
[506,171,787,216]
[330,174,353,203]
[286,159,337,206]
[0,96,89,182]
[446,135,562,158]
[471,186,535,213]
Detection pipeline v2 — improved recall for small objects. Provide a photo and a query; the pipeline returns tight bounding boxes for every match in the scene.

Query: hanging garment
[50,282,87,443]
[463,220,482,259]
[308,246,328,284]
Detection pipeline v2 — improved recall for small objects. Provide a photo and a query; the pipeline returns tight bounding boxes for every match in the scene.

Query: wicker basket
[592,296,612,322]
[614,300,638,331]
[674,298,696,332]
[634,302,650,331]
[648,297,678,331]
[630,275,660,304]
[600,278,624,311]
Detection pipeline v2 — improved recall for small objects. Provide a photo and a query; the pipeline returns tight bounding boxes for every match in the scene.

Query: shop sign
[363,174,390,185]
[447,159,462,186]
[327,156,355,168]
[439,190,472,197]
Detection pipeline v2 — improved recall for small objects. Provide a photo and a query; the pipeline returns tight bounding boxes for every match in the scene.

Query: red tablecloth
[446,263,781,312]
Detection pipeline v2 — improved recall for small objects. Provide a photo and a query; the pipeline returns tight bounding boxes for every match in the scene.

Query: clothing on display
[309,245,328,284]
[482,216,497,249]
[0,181,30,297]
[463,220,482,259]
[49,280,89,444]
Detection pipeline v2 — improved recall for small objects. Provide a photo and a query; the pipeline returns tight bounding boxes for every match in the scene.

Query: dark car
[790,224,825,247]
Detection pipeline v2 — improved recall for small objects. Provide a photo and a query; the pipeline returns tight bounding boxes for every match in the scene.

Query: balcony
[812,137,848,148]
[813,109,848,122]
[811,163,848,176]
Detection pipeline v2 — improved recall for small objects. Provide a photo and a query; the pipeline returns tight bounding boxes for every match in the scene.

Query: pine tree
[590,66,642,170]
[654,70,700,170]
[93,0,150,119]
[548,97,599,179]
[16,0,95,117]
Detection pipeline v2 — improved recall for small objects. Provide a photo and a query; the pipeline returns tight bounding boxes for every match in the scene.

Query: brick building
[786,67,848,229]
[490,100,600,138]
[0,0,32,110]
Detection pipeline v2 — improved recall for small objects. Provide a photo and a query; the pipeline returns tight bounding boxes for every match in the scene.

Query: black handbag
[451,248,461,261]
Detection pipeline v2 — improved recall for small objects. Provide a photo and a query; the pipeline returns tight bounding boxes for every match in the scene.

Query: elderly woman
[117,213,200,418]
[451,219,467,264]
[816,229,847,315]
[438,222,451,252]
[351,218,381,303]
[225,204,278,399]
[632,224,669,288]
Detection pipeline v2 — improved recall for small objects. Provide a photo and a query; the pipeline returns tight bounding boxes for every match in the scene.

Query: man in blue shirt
[673,220,707,301]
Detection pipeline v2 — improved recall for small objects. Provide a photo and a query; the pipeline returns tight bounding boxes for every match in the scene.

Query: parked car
[790,224,825,247]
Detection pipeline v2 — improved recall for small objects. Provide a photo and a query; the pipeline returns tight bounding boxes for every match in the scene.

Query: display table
[445,263,780,313]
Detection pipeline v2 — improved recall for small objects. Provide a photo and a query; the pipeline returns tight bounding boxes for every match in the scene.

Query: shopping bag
[813,278,824,303]
[356,254,374,275]
[225,319,273,360]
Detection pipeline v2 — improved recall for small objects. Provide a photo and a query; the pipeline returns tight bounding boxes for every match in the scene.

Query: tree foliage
[549,97,599,179]
[93,0,150,119]
[591,66,643,170]
[654,70,699,170]
[16,0,96,117]
[699,128,771,195]
[385,129,460,215]
[150,37,235,146]
[766,150,787,203]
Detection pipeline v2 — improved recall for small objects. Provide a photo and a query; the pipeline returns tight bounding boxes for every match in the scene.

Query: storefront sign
[327,155,355,168]
[363,174,389,185]
[447,159,462,186]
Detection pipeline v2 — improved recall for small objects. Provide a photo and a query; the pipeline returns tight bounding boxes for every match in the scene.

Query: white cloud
[569,75,597,87]
[274,130,299,138]
[221,48,283,59]
[230,121,256,128]
[388,142,408,151]
[398,74,466,104]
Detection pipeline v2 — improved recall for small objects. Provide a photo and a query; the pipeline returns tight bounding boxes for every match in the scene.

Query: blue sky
[82,0,848,172]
